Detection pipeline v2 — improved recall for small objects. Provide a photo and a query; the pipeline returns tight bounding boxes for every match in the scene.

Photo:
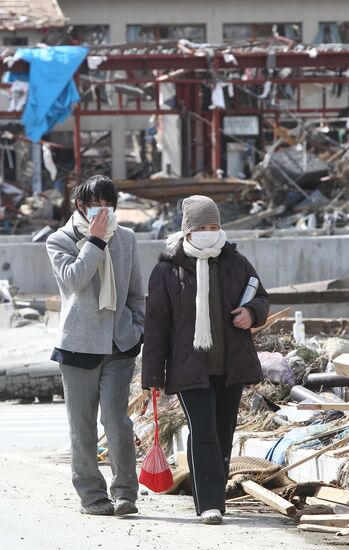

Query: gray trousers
[60,356,138,507]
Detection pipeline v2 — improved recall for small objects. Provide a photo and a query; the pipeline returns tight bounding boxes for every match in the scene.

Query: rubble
[0,40,348,237]
[94,310,349,528]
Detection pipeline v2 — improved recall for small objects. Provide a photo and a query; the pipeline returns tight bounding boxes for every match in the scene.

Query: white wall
[59,0,349,43]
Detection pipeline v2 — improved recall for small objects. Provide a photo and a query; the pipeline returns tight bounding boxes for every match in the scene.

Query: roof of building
[0,0,66,31]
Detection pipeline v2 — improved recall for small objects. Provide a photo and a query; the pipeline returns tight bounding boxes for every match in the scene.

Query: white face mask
[190,230,220,250]
[86,206,115,222]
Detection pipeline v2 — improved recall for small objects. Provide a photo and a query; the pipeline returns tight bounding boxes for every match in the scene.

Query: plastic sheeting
[13,46,88,142]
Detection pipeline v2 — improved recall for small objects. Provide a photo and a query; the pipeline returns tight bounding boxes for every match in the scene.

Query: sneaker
[114,498,138,516]
[201,509,223,525]
[80,498,115,516]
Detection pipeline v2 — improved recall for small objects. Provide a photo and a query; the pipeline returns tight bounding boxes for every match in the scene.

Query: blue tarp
[14,46,89,142]
[265,423,333,465]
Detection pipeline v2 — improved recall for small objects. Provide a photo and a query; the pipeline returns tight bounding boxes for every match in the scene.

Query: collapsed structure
[0,37,348,234]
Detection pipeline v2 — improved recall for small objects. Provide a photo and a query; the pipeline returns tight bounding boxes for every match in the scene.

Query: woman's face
[188,224,220,240]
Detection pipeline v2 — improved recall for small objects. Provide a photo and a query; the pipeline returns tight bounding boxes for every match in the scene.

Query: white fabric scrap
[211,83,226,109]
[8,81,28,112]
[87,56,107,70]
[308,48,318,58]
[42,144,57,181]
[223,53,238,65]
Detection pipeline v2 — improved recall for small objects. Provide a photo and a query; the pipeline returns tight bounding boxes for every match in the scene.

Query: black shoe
[80,498,115,516]
[114,499,138,516]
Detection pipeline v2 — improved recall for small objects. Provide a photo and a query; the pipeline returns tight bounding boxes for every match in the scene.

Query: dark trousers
[178,376,243,515]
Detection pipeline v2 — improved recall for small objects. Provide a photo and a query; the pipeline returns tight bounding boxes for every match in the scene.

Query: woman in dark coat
[142,195,269,525]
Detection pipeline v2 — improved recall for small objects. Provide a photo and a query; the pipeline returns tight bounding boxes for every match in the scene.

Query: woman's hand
[231,307,253,330]
[89,207,109,240]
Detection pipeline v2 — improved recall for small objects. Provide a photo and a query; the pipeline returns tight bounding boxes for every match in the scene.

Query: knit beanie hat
[181,195,221,235]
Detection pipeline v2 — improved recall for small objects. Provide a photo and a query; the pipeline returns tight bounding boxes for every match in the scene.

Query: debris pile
[0,285,63,403]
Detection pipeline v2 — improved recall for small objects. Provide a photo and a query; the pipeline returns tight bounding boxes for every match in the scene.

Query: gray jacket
[46,217,145,354]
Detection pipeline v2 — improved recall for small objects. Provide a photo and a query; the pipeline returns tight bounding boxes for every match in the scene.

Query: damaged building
[0,2,349,215]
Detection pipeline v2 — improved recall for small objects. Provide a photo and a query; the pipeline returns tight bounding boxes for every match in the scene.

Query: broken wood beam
[298,524,349,535]
[315,487,349,506]
[268,289,349,305]
[251,307,292,335]
[241,480,297,517]
[299,514,349,527]
[222,206,285,230]
[115,177,257,201]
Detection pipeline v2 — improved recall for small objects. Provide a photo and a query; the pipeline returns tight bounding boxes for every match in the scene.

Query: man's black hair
[74,175,118,211]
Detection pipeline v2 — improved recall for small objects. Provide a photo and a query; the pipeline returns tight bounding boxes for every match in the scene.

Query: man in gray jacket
[47,175,145,516]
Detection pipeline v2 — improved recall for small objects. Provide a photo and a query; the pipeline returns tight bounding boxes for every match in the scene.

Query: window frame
[222,22,302,43]
[126,23,206,42]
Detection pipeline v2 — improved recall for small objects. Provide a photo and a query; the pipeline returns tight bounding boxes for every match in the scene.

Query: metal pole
[73,109,81,187]
[32,142,42,195]
[211,108,221,175]
[74,75,81,186]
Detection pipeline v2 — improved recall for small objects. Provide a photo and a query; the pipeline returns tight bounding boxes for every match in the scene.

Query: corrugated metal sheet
[0,0,66,30]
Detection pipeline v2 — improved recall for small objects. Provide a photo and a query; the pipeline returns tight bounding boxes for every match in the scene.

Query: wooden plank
[269,290,349,305]
[298,524,349,535]
[297,403,349,411]
[299,514,349,527]
[315,487,349,506]
[334,354,349,377]
[115,177,257,190]
[222,206,285,230]
[251,307,292,335]
[241,480,297,517]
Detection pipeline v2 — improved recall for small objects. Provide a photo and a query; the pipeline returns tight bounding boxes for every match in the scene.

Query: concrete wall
[60,0,349,44]
[1,235,349,311]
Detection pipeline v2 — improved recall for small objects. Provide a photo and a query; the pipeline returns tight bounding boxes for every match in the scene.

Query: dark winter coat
[142,241,269,394]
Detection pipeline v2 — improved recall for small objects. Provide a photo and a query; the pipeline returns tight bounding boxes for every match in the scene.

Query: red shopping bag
[139,388,173,493]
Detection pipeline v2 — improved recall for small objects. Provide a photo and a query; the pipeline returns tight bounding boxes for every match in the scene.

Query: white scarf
[73,210,118,311]
[181,229,227,351]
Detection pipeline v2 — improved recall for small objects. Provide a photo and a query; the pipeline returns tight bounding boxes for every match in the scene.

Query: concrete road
[0,400,104,452]
[0,402,345,550]
[0,401,70,451]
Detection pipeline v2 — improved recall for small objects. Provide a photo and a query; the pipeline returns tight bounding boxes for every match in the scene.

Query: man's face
[78,197,115,216]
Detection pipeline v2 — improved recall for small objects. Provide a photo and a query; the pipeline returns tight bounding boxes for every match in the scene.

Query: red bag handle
[152,387,159,445]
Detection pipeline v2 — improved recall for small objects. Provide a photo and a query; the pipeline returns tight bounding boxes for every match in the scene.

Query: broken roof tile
[0,0,66,31]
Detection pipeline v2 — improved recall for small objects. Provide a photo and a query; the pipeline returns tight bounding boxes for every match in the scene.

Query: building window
[69,25,110,45]
[223,23,302,43]
[3,36,28,46]
[41,25,110,46]
[127,24,206,42]
[315,22,349,43]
